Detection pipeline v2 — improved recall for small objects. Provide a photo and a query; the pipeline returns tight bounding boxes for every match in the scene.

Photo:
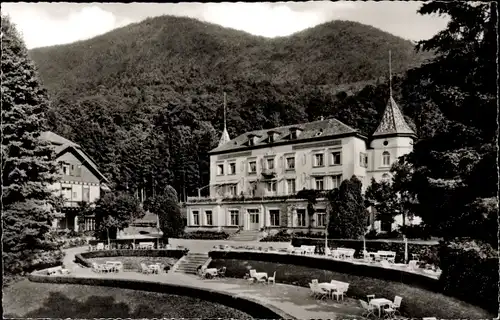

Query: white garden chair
[140,263,153,274]
[391,296,402,315]
[96,243,104,250]
[267,271,276,285]
[360,299,377,318]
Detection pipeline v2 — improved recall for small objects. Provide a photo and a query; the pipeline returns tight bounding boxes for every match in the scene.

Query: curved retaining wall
[208,251,493,318]
[28,270,291,320]
[75,249,187,267]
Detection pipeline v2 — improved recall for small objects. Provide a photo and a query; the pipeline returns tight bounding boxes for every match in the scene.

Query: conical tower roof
[218,128,230,147]
[373,95,415,138]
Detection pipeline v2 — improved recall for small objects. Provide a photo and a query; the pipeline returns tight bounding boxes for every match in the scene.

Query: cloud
[2,4,133,49]
[199,2,357,37]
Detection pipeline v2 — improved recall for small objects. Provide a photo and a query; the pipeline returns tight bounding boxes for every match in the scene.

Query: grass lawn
[209,258,494,319]
[3,279,252,319]
[87,256,178,271]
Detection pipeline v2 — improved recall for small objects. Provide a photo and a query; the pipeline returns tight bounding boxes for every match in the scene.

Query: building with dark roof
[185,92,416,235]
[41,131,110,232]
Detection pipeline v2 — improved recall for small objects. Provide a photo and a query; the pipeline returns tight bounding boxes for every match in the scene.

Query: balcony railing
[63,200,93,208]
[186,190,330,204]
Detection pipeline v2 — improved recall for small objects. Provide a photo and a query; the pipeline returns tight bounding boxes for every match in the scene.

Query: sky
[2,2,450,49]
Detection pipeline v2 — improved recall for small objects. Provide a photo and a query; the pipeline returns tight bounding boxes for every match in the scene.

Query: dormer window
[267,130,279,143]
[289,127,303,140]
[247,134,259,146]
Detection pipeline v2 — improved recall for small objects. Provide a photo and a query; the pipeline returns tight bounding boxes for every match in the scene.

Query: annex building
[185,93,416,235]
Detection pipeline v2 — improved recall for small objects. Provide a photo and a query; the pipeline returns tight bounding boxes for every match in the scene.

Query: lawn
[208,258,494,319]
[3,279,252,319]
[86,256,178,271]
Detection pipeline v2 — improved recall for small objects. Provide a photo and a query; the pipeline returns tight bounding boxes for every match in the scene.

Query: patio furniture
[382,305,396,319]
[140,263,153,274]
[105,261,123,273]
[422,318,437,320]
[381,260,391,268]
[96,243,104,250]
[369,298,393,317]
[408,260,418,270]
[319,282,338,299]
[311,279,319,284]
[391,296,402,315]
[360,299,377,318]
[268,271,276,285]
[366,294,375,302]
[91,262,102,273]
[333,283,349,301]
[217,267,226,278]
[204,268,219,278]
[149,263,161,274]
[310,283,328,300]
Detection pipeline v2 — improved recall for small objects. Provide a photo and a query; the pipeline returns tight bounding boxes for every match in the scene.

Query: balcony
[261,170,277,179]
[62,200,93,208]
[186,190,330,205]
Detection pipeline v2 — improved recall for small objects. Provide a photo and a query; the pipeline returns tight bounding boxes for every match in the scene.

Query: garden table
[148,264,161,274]
[369,298,392,317]
[318,282,338,298]
[254,272,268,280]
[204,268,218,277]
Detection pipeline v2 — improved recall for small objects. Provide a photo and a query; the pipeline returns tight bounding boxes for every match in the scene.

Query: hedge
[180,231,230,240]
[88,238,166,248]
[27,272,291,319]
[207,251,493,318]
[438,240,498,313]
[292,237,439,263]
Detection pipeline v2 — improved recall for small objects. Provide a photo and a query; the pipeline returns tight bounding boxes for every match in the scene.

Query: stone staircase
[228,230,261,241]
[173,252,210,275]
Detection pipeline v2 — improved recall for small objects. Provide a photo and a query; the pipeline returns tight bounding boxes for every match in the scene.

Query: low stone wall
[28,271,291,319]
[207,250,492,318]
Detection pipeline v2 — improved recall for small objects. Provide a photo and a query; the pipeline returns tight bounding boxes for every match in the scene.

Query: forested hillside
[29,15,434,200]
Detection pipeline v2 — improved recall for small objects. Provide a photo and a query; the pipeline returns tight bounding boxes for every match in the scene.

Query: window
[229,163,236,175]
[297,209,306,227]
[248,161,257,174]
[268,133,276,143]
[332,174,342,189]
[248,137,255,146]
[62,186,72,200]
[286,156,295,170]
[228,184,237,196]
[249,209,259,224]
[290,130,297,140]
[230,210,239,226]
[286,179,296,194]
[192,210,200,225]
[314,153,324,167]
[359,152,368,168]
[205,210,213,225]
[330,151,341,165]
[269,209,280,226]
[315,177,324,190]
[267,158,275,170]
[382,151,391,166]
[62,164,70,175]
[266,181,277,193]
[217,164,224,175]
[76,165,82,177]
[83,186,90,202]
[316,208,327,227]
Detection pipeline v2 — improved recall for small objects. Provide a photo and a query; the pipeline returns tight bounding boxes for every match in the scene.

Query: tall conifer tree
[1,15,63,275]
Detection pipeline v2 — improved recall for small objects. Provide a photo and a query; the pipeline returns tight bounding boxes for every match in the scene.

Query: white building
[185,93,416,234]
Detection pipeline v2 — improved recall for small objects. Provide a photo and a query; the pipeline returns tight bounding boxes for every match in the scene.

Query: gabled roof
[372,96,415,138]
[210,118,360,154]
[41,131,110,183]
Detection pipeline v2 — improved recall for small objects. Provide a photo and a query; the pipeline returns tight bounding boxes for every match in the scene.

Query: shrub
[438,239,498,313]
[260,230,291,242]
[181,231,229,240]
[400,225,432,240]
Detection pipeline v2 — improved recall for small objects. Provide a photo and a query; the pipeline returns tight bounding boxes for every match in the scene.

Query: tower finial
[223,92,227,130]
[389,50,392,96]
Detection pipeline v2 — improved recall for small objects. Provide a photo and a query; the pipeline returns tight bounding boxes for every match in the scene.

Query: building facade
[185,94,416,234]
[41,132,110,232]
